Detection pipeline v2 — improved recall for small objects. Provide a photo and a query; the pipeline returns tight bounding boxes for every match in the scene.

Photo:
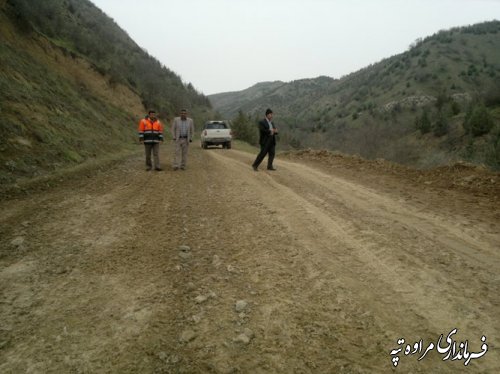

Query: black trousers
[253,139,275,168]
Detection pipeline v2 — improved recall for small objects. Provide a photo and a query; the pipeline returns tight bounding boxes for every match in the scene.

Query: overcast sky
[90,0,500,95]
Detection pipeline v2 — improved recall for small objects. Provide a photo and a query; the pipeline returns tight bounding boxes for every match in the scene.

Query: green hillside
[0,0,213,186]
[210,77,335,119]
[210,21,500,169]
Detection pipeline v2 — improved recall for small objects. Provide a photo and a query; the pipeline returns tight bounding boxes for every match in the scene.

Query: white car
[201,121,232,149]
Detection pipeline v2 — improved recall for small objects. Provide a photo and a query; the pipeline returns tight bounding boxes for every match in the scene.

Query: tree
[231,110,258,145]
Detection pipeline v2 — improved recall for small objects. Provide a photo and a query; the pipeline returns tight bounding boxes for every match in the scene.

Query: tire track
[207,149,500,373]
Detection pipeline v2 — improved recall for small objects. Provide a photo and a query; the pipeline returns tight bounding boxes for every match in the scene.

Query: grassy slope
[0,0,215,186]
[0,8,143,185]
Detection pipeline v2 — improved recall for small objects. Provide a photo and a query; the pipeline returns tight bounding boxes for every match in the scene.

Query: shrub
[483,79,500,106]
[433,113,449,137]
[464,104,494,136]
[467,64,478,76]
[416,109,432,134]
[435,91,448,111]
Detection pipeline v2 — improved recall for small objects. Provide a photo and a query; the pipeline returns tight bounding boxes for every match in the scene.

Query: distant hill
[209,21,500,169]
[210,77,335,120]
[0,0,213,185]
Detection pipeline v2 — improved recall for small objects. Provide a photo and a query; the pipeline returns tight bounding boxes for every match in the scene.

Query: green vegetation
[212,21,500,169]
[6,0,210,113]
[464,104,494,137]
[433,112,449,137]
[416,109,431,134]
[0,0,214,185]
[231,110,258,146]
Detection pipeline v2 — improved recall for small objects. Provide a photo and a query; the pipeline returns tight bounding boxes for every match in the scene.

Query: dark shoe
[173,167,179,171]
[267,166,277,171]
[155,168,163,171]
[146,167,152,171]
[252,165,258,171]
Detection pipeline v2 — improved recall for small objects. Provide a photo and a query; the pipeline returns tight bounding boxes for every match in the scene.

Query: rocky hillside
[0,0,213,186]
[209,21,500,169]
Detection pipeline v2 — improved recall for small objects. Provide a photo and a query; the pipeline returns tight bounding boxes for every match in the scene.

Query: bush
[416,109,431,134]
[435,91,448,111]
[464,105,494,136]
[483,79,500,106]
[467,64,478,77]
[433,113,449,137]
[487,130,500,169]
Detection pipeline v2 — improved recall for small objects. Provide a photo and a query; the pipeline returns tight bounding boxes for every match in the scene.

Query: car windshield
[206,123,227,129]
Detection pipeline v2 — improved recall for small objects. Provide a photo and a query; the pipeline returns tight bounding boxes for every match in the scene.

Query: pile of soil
[282,149,499,198]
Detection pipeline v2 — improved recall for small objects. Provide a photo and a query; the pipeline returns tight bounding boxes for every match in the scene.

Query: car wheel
[226,142,232,149]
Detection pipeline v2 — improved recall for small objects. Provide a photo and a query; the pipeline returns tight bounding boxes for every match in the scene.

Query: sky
[90,0,500,95]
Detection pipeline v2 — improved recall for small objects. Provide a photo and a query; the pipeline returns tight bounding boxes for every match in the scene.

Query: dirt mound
[282,149,499,198]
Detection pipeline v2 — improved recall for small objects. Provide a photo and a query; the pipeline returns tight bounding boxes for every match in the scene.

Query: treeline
[6,0,211,115]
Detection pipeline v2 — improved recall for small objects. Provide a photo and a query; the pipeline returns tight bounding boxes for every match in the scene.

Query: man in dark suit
[252,108,278,171]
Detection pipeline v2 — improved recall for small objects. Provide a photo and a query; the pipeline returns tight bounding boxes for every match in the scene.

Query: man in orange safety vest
[138,110,164,171]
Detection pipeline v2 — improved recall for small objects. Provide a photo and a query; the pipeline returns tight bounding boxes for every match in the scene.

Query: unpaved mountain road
[1,144,499,373]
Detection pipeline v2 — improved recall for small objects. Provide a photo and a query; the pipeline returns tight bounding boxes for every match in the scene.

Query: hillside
[209,21,500,169]
[210,77,335,120]
[0,0,213,186]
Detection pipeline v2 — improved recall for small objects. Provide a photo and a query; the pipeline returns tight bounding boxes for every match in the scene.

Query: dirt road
[1,144,499,373]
